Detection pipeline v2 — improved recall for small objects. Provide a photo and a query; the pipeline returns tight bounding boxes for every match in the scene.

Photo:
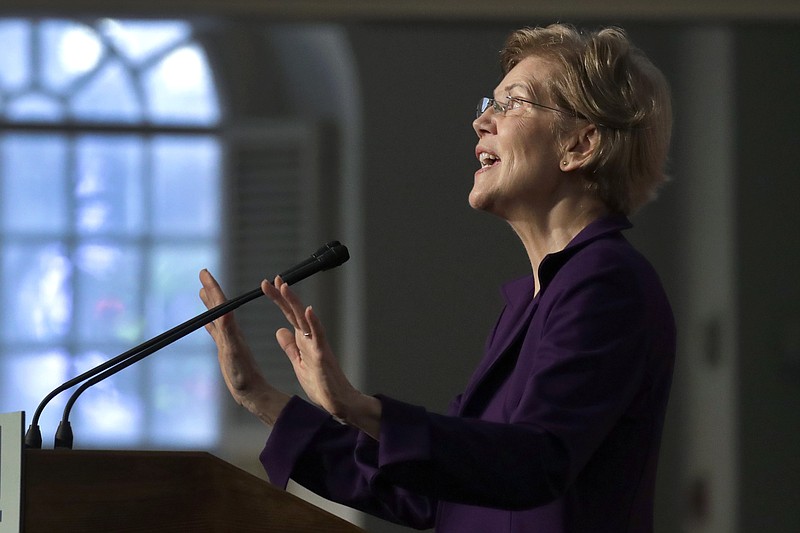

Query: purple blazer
[262,215,676,532]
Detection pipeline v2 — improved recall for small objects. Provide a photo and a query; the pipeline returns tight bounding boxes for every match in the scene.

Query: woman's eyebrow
[503,83,527,92]
[495,82,525,97]
[497,82,540,99]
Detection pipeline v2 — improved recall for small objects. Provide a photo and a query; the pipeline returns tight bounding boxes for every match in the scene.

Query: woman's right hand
[199,269,290,426]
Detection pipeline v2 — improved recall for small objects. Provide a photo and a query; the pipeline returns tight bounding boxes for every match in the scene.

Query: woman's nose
[473,110,495,137]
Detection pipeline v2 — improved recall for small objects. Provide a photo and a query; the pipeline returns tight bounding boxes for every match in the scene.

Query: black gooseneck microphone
[24,241,349,449]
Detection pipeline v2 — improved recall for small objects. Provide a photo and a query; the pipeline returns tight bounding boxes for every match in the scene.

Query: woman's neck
[509,197,610,295]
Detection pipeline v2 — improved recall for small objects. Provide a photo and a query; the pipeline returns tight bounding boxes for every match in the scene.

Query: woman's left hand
[263,277,382,437]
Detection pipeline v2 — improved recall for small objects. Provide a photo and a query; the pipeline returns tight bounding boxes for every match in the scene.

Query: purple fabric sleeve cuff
[260,395,331,488]
[375,394,432,467]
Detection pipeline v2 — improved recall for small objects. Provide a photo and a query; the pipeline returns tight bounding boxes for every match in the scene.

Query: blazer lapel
[455,215,633,417]
[458,281,537,416]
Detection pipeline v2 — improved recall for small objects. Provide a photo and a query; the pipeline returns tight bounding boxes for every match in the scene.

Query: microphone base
[24,424,42,449]
[54,420,74,450]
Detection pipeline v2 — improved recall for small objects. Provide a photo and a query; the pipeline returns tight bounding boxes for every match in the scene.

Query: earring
[561,160,568,166]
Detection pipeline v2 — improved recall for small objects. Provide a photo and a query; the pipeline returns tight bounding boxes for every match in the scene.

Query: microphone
[24,241,349,449]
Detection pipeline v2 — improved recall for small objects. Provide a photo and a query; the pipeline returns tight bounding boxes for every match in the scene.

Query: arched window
[0,18,222,449]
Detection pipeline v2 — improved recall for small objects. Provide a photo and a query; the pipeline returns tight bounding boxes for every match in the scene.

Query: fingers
[268,282,328,370]
[199,269,227,308]
[199,269,226,336]
[263,276,312,336]
[305,306,327,343]
[280,281,312,335]
[261,278,299,331]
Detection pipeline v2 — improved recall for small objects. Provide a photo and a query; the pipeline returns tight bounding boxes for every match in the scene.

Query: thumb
[276,328,301,364]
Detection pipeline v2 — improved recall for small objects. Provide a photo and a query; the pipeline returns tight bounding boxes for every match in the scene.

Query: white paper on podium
[0,411,24,533]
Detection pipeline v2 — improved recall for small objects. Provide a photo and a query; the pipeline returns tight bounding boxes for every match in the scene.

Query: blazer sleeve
[261,396,438,529]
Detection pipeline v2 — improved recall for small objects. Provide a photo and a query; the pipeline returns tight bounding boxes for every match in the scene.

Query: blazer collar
[457,214,632,415]
[538,213,632,295]
[499,214,632,304]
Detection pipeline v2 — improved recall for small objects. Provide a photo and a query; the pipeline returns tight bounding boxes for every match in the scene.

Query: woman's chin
[468,189,485,210]
[468,189,497,214]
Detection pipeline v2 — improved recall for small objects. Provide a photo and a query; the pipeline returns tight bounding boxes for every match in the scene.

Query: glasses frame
[476,96,582,120]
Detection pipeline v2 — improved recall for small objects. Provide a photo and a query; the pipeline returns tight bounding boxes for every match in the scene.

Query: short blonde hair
[501,24,672,214]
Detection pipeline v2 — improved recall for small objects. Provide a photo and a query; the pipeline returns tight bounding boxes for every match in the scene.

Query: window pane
[151,136,221,236]
[0,349,71,440]
[74,243,143,343]
[41,20,103,93]
[1,134,68,232]
[146,243,218,339]
[99,19,191,64]
[144,45,220,125]
[70,59,141,122]
[149,348,219,447]
[5,92,64,122]
[1,243,71,342]
[0,19,30,93]
[75,135,144,235]
[71,349,143,447]
[0,17,222,451]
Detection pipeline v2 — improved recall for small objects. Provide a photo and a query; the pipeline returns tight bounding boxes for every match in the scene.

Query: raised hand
[263,277,382,438]
[199,269,289,426]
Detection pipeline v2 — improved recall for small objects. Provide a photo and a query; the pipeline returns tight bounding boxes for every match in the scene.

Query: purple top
[261,215,676,532]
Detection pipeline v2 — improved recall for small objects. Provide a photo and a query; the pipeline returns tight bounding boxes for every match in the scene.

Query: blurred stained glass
[74,243,143,343]
[41,20,104,93]
[6,92,64,122]
[1,244,72,342]
[1,134,68,232]
[72,349,144,447]
[150,348,219,447]
[0,18,221,449]
[145,45,220,125]
[0,349,70,439]
[147,243,219,338]
[0,19,30,93]
[70,60,141,123]
[152,135,221,236]
[99,19,191,65]
[75,135,144,235]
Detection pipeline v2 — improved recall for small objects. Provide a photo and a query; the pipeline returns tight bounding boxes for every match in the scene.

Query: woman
[199,23,675,533]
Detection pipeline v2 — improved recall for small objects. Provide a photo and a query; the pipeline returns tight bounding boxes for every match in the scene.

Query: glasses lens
[477,97,492,118]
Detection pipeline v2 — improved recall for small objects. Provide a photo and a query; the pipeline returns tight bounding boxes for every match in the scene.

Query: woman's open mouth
[478,151,500,169]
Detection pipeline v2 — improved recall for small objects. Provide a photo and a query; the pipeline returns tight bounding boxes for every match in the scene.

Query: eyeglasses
[476,96,580,119]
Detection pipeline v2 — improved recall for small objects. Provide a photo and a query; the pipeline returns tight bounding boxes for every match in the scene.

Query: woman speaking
[199,23,675,533]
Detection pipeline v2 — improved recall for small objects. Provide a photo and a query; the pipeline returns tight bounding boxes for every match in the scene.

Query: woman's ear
[560,124,598,171]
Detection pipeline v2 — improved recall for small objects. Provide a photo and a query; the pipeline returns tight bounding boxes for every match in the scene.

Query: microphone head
[316,242,349,271]
[280,242,349,285]
[312,241,341,259]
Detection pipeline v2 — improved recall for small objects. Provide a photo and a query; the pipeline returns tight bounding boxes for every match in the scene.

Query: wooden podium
[23,449,365,532]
